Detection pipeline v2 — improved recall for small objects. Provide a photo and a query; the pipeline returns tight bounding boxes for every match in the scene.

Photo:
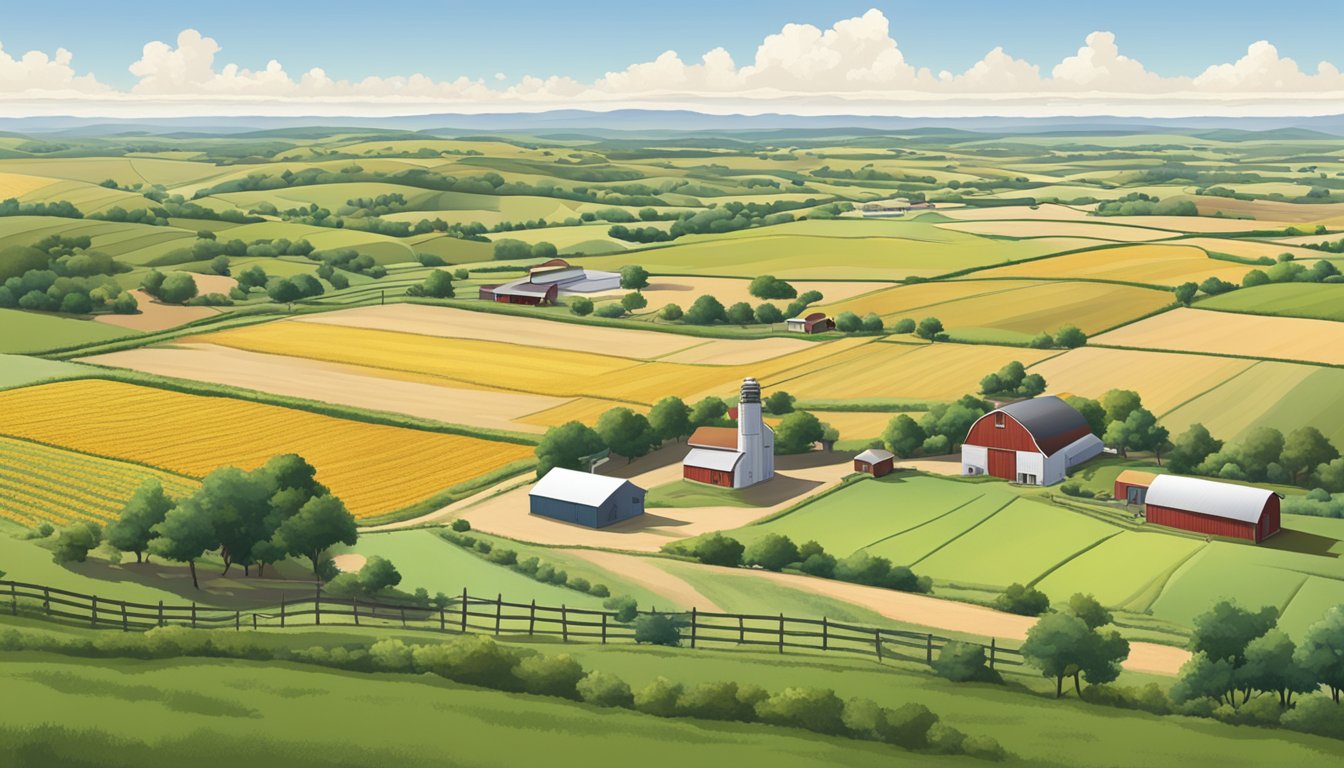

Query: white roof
[1145,474,1276,524]
[683,447,743,473]
[855,448,895,463]
[530,468,637,507]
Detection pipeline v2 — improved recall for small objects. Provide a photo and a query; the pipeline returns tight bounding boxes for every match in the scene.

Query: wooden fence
[0,579,1024,670]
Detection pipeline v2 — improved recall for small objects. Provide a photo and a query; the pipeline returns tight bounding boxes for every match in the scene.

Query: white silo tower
[736,377,775,487]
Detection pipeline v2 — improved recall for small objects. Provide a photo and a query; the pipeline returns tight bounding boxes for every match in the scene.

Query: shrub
[588,583,610,598]
[577,670,634,708]
[1281,695,1344,739]
[883,702,940,749]
[756,687,846,735]
[932,640,999,683]
[567,576,590,593]
[633,613,683,646]
[595,302,626,318]
[515,556,540,575]
[658,303,683,321]
[688,532,744,567]
[369,638,414,671]
[569,297,593,316]
[744,533,799,571]
[927,722,965,754]
[603,595,639,623]
[995,583,1050,616]
[893,317,916,334]
[835,311,861,332]
[410,635,522,690]
[488,548,517,566]
[450,519,471,532]
[52,521,101,563]
[512,653,585,698]
[535,563,555,582]
[1080,683,1171,715]
[634,677,685,717]
[677,681,754,721]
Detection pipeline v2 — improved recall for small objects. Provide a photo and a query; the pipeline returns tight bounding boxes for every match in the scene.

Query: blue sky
[8,0,1342,88]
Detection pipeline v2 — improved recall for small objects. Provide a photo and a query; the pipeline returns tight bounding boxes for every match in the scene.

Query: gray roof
[1145,474,1275,524]
[530,468,639,507]
[493,279,554,297]
[996,396,1090,454]
[683,447,743,473]
[855,448,895,463]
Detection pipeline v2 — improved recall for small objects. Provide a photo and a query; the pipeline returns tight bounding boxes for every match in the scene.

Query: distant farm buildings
[529,467,645,528]
[961,396,1103,486]
[683,377,775,489]
[479,259,620,306]
[860,199,935,217]
[1117,473,1282,543]
[786,312,835,334]
[853,448,895,477]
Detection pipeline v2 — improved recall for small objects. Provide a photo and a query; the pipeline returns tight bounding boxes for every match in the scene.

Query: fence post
[400,605,407,628]
[235,610,240,631]
[690,607,697,649]
[601,613,607,645]
[529,600,536,636]
[778,613,785,655]
[252,613,257,630]
[439,604,446,632]
[494,593,502,636]
[280,596,286,628]
[9,582,15,615]
[91,595,98,627]
[315,586,322,627]
[121,601,129,632]
[352,599,360,627]
[822,617,829,651]
[562,605,568,643]
[158,600,164,627]
[874,629,883,662]
[739,616,745,645]
[460,588,467,632]
[43,586,50,616]
[989,638,996,670]
[191,602,197,629]
[926,634,933,663]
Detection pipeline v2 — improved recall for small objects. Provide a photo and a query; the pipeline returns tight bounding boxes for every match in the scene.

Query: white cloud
[0,12,1341,117]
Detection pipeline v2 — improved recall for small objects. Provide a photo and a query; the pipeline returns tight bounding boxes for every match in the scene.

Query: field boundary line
[1157,360,1264,420]
[1024,531,1125,589]
[856,493,987,552]
[908,496,1017,568]
[1131,541,1210,614]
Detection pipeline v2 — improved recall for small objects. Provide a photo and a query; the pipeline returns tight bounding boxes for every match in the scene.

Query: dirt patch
[95,290,223,332]
[80,343,564,434]
[570,550,724,612]
[899,455,965,476]
[331,553,367,573]
[295,304,699,359]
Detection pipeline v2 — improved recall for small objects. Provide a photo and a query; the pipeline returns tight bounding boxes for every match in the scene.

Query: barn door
[988,449,1016,480]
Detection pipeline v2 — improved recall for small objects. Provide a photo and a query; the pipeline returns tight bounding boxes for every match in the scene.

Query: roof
[688,426,738,450]
[805,312,827,322]
[855,448,895,464]
[530,468,637,507]
[994,396,1091,456]
[684,447,743,473]
[493,279,555,297]
[1115,470,1158,487]
[531,259,570,270]
[1145,474,1276,524]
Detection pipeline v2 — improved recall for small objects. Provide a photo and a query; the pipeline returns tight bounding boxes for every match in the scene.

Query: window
[994,413,1005,429]
[633,496,642,505]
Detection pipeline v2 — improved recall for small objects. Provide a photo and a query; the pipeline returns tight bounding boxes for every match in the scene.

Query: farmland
[1199,282,1344,321]
[1092,308,1344,366]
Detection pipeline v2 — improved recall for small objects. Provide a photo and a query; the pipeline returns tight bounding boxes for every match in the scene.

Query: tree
[1172,653,1238,708]
[569,296,593,316]
[621,292,648,312]
[1064,396,1106,437]
[1168,423,1223,474]
[1064,593,1112,629]
[140,269,165,296]
[149,501,218,588]
[417,270,455,298]
[209,255,230,276]
[1174,282,1198,305]
[1029,332,1054,349]
[1101,389,1142,425]
[105,479,173,563]
[595,303,626,318]
[648,396,693,443]
[190,466,277,575]
[861,313,884,332]
[535,421,606,477]
[726,301,754,324]
[531,242,558,260]
[882,414,926,458]
[689,532,744,567]
[358,556,402,593]
[1021,612,1129,697]
[932,641,995,683]
[744,533,799,571]
[754,303,784,324]
[835,311,861,332]
[1054,325,1087,348]
[619,264,650,290]
[1282,426,1339,484]
[1296,605,1344,703]
[52,522,101,564]
[112,292,138,314]
[658,303,683,321]
[1239,630,1315,707]
[690,397,728,427]
[774,411,824,454]
[893,318,915,334]
[1189,600,1278,665]
[994,583,1050,616]
[749,274,796,300]
[267,278,302,307]
[596,407,656,462]
[764,391,795,415]
[158,272,198,304]
[915,317,944,341]
[492,239,532,260]
[633,613,682,646]
[684,295,726,324]
[272,494,358,577]
[59,291,91,314]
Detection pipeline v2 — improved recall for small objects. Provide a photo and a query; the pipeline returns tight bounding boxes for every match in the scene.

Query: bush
[995,583,1050,616]
[567,576,590,593]
[52,521,101,564]
[1080,683,1171,715]
[450,519,471,532]
[512,653,585,698]
[755,687,847,735]
[1281,695,1344,739]
[569,297,593,316]
[962,734,1008,761]
[677,681,754,721]
[633,613,683,646]
[883,702,940,749]
[577,670,634,708]
[594,302,626,318]
[488,548,517,566]
[658,303,683,321]
[932,640,999,683]
[588,583,610,598]
[603,595,639,623]
[927,722,965,754]
[893,318,915,334]
[634,677,685,717]
[744,533,799,571]
[410,635,522,690]
[835,311,861,332]
[688,532,743,567]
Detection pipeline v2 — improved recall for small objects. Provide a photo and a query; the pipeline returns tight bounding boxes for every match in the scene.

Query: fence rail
[0,579,1024,670]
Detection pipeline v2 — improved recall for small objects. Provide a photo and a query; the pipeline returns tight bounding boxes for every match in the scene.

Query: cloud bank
[1,10,1341,117]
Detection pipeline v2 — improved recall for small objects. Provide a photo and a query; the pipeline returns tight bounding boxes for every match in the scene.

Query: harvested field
[1093,308,1344,366]
[295,304,701,359]
[1181,237,1328,262]
[515,397,636,429]
[1192,197,1344,224]
[0,172,59,198]
[1088,216,1298,233]
[937,220,1178,241]
[0,380,535,519]
[79,343,564,434]
[967,244,1252,286]
[772,410,897,441]
[1029,347,1255,416]
[656,337,817,365]
[94,290,223,332]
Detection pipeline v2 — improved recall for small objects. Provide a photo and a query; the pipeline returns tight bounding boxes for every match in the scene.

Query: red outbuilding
[1142,474,1281,543]
[785,312,835,334]
[1114,470,1157,506]
[853,448,895,477]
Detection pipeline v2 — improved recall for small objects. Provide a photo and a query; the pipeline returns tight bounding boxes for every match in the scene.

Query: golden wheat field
[0,436,200,528]
[968,244,1253,287]
[1093,308,1344,366]
[0,381,534,519]
[1027,347,1256,415]
[936,220,1178,242]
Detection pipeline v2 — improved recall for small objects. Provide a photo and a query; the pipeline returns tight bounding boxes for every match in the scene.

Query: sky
[1,1,1341,117]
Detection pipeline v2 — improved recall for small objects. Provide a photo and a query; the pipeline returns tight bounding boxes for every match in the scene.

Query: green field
[0,308,137,354]
[0,354,92,389]
[1162,363,1344,449]
[1200,283,1344,321]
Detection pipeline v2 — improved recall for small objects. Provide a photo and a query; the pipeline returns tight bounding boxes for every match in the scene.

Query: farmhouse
[683,377,775,488]
[960,395,1103,486]
[478,259,620,305]
[786,312,835,334]
[1126,473,1281,543]
[529,467,645,529]
[853,448,895,477]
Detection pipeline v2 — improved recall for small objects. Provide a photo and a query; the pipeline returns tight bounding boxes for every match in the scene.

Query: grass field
[0,309,137,355]
[0,380,534,519]
[1161,362,1344,452]
[0,354,93,390]
[1199,282,1344,321]
[966,244,1254,286]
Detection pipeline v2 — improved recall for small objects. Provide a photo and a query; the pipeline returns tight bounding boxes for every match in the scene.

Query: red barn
[853,448,895,477]
[478,281,558,305]
[785,312,835,334]
[960,396,1103,486]
[1114,470,1157,505]
[1143,475,1281,543]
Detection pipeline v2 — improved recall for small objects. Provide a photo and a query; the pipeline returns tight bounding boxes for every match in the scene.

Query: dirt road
[570,549,724,612]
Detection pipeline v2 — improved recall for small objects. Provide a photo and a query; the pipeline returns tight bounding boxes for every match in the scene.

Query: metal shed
[1143,474,1281,543]
[529,468,645,529]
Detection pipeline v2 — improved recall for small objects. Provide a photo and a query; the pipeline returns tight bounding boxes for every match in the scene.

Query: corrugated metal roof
[855,448,895,463]
[1115,470,1157,487]
[529,468,638,507]
[684,447,743,473]
[1145,474,1275,524]
[996,396,1091,455]
[493,279,555,297]
[689,426,738,450]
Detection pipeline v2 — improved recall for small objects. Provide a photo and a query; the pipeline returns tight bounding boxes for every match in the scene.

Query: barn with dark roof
[960,396,1103,486]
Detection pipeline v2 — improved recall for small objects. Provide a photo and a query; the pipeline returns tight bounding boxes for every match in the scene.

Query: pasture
[1161,362,1344,448]
[1199,282,1344,321]
[0,308,138,355]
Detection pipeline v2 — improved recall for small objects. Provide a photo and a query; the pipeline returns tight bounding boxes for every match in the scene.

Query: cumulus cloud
[1,11,1342,117]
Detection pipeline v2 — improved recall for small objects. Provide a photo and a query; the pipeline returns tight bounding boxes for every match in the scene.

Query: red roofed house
[785,312,835,334]
[960,396,1103,486]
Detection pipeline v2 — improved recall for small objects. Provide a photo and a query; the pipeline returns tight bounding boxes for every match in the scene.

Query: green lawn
[0,354,92,390]
[1200,282,1344,321]
[646,480,754,508]
[0,308,137,354]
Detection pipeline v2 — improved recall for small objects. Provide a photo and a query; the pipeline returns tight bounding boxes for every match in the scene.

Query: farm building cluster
[478,259,620,305]
[682,377,775,488]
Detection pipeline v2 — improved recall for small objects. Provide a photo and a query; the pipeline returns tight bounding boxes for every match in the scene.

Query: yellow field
[0,172,58,198]
[516,397,642,429]
[824,279,1172,337]
[192,321,874,405]
[968,244,1253,287]
[0,380,534,519]
[1181,237,1329,263]
[1093,308,1344,366]
[937,220,1177,242]
[779,342,1059,402]
[1028,347,1256,415]
[0,435,199,528]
